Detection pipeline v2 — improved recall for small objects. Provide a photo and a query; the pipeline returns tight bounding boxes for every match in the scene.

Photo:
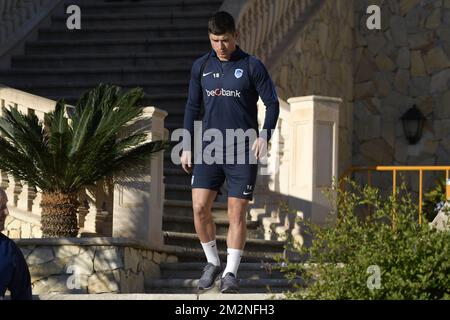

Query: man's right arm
[182,60,203,152]
[181,59,203,173]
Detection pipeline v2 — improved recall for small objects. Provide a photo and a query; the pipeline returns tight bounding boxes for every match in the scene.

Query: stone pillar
[287,96,341,226]
[112,107,167,247]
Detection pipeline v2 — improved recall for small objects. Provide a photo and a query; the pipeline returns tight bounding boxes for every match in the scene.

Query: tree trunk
[40,192,79,237]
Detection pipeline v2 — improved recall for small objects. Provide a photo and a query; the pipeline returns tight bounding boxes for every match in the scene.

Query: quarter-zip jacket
[0,233,32,300]
[183,46,280,151]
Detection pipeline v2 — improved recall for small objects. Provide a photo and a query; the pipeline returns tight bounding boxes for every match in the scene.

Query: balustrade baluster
[31,186,42,216]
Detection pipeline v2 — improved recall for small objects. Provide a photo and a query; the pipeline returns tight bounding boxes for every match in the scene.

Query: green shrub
[277,179,450,300]
[422,178,447,222]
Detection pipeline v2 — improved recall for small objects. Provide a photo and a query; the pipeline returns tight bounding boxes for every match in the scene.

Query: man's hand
[180,150,192,174]
[251,137,267,160]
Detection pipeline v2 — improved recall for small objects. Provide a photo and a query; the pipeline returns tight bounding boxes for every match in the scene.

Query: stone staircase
[0,0,302,295]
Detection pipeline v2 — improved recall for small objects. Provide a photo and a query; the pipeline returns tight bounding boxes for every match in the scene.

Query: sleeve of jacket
[9,244,32,300]
[182,58,204,151]
[250,56,280,142]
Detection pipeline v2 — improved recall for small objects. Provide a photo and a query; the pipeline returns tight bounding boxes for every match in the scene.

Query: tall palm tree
[0,84,169,237]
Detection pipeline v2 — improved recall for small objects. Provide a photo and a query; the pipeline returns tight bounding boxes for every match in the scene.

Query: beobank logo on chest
[205,88,241,98]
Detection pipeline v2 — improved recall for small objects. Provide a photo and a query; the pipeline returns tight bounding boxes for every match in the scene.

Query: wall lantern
[400,105,426,145]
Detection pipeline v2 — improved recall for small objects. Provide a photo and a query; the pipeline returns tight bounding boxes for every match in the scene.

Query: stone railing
[0,0,62,58]
[221,0,325,71]
[0,84,167,247]
[251,95,341,242]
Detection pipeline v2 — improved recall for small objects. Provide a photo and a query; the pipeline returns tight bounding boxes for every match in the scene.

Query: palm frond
[0,84,169,194]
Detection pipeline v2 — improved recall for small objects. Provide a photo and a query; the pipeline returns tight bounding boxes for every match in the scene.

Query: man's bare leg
[226,197,249,250]
[221,197,248,283]
[192,188,222,290]
[192,188,218,243]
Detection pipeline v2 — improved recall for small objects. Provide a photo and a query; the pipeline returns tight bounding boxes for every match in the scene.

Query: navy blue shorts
[191,163,258,200]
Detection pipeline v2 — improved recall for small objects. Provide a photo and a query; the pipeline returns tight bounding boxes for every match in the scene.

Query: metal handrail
[341,166,450,225]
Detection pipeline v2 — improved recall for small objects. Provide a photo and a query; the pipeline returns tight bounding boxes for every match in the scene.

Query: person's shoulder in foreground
[0,232,33,300]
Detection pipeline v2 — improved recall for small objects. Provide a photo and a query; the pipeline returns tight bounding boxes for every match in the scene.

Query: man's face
[0,194,9,231]
[209,32,238,61]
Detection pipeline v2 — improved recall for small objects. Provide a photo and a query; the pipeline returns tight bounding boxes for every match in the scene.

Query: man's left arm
[250,57,280,157]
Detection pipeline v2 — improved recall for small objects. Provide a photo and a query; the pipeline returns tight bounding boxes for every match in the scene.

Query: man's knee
[192,203,212,220]
[227,199,248,225]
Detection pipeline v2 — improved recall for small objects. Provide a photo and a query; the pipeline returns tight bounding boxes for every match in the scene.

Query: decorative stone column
[112,107,167,247]
[287,96,341,226]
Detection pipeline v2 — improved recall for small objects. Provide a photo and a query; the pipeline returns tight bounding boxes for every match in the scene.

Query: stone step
[164,168,191,185]
[12,92,187,113]
[165,183,192,200]
[164,209,230,221]
[36,293,285,300]
[38,25,208,41]
[10,81,188,97]
[164,149,190,170]
[165,121,184,132]
[158,244,290,263]
[164,199,229,218]
[162,215,260,237]
[1,66,190,84]
[11,52,201,69]
[160,262,283,279]
[163,231,284,253]
[145,278,302,294]
[51,11,213,28]
[24,38,210,55]
[161,262,285,271]
[163,149,183,169]
[65,0,222,14]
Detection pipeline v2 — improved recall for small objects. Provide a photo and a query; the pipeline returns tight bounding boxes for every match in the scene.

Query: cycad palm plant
[0,84,168,237]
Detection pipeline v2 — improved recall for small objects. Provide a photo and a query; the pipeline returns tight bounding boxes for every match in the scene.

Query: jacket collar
[210,45,245,61]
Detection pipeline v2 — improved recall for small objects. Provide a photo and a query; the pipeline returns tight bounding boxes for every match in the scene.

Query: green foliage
[0,84,170,193]
[422,178,447,222]
[277,179,450,300]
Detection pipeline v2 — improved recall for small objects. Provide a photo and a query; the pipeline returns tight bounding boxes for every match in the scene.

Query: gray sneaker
[197,263,222,290]
[220,272,239,293]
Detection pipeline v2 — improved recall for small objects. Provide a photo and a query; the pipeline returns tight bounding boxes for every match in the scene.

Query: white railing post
[112,107,167,247]
[287,96,341,226]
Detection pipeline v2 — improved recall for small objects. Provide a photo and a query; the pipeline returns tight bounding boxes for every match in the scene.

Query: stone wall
[270,0,354,176]
[11,238,177,295]
[353,0,450,191]
[270,0,449,192]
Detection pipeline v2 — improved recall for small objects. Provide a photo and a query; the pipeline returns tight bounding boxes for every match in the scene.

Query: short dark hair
[208,11,236,35]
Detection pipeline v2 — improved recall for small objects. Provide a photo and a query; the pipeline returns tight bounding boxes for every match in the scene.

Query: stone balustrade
[221,0,323,70]
[252,95,341,242]
[0,84,167,247]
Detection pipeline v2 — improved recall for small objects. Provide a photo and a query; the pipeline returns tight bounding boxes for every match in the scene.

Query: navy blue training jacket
[0,233,32,300]
[183,46,280,151]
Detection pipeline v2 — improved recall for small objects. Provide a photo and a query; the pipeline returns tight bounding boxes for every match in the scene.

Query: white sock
[222,248,243,278]
[201,240,220,267]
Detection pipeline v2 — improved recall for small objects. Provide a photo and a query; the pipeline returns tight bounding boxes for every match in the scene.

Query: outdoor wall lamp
[400,105,426,145]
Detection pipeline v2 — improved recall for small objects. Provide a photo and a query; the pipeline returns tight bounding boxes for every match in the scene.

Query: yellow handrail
[341,166,450,225]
